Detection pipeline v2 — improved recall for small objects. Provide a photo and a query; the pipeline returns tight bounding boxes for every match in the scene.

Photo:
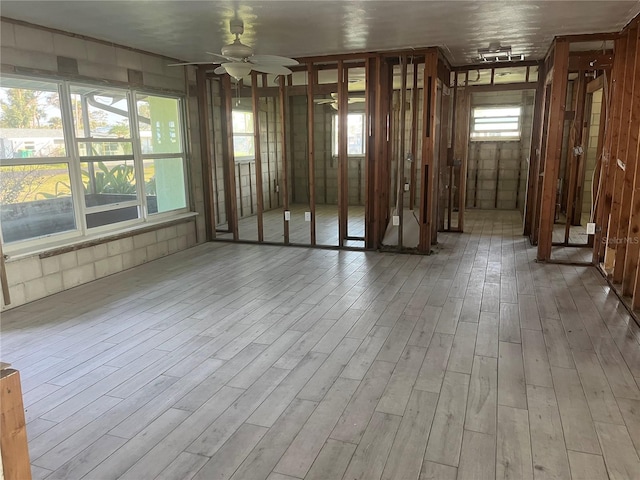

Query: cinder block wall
[0,19,205,310]
[582,89,602,216]
[465,90,534,212]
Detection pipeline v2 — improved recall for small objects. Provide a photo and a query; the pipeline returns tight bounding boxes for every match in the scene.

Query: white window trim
[1,74,191,254]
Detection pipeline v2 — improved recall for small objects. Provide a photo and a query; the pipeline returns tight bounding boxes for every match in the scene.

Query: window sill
[5,212,198,262]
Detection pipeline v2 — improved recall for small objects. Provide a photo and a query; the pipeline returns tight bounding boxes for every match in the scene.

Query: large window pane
[79,141,134,156]
[0,78,66,158]
[81,160,137,207]
[137,95,182,154]
[0,163,76,243]
[143,157,187,214]
[71,86,130,138]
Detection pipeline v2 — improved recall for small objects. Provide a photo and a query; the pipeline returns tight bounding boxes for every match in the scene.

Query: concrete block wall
[290,95,310,204]
[466,89,534,212]
[208,79,228,228]
[2,221,197,310]
[0,19,205,310]
[582,89,602,216]
[259,97,284,212]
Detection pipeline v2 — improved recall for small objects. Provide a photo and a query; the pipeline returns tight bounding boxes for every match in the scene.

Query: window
[332,113,366,156]
[0,78,76,244]
[470,106,521,141]
[232,110,254,161]
[0,75,188,250]
[137,94,186,214]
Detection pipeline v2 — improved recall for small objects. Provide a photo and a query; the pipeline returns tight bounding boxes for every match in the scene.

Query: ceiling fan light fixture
[224,62,252,80]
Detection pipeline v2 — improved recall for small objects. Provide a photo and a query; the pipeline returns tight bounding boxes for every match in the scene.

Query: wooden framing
[419,50,439,253]
[562,71,587,243]
[307,63,316,245]
[457,71,471,232]
[338,61,349,246]
[250,71,265,242]
[622,27,640,296]
[220,74,239,239]
[278,77,290,245]
[195,67,216,240]
[537,39,570,261]
[524,65,546,237]
[398,55,408,246]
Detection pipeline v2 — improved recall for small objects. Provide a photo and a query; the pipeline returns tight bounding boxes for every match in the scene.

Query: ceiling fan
[315,93,366,110]
[169,19,299,80]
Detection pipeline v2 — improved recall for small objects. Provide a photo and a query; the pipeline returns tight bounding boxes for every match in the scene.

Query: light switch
[304,211,311,221]
[392,215,400,226]
[586,223,596,235]
[284,210,290,221]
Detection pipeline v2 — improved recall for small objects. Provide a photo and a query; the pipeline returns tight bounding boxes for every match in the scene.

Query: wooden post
[398,55,408,247]
[221,74,239,240]
[251,71,265,242]
[1,369,31,480]
[338,60,349,246]
[419,50,439,253]
[364,56,374,248]
[307,63,316,245]
[195,67,216,240]
[278,76,290,245]
[537,39,570,261]
[409,58,419,211]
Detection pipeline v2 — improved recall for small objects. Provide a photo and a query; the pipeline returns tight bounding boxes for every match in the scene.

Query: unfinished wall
[592,19,640,306]
[582,89,603,216]
[466,89,534,212]
[0,19,204,310]
[288,95,310,205]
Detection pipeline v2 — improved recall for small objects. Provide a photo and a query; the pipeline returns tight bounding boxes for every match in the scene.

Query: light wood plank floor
[2,210,640,480]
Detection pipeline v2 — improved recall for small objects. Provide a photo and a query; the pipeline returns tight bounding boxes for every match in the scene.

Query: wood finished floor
[3,210,640,480]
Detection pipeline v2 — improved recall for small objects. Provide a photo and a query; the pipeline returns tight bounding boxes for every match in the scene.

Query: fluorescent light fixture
[478,42,524,62]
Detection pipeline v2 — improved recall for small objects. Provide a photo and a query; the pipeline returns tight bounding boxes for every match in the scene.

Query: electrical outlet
[586,222,596,235]
[275,185,280,193]
[404,183,410,192]
[304,211,311,222]
[392,215,400,226]
[284,210,290,221]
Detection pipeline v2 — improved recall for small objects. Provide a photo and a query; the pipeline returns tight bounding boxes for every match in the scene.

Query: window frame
[231,109,255,163]
[0,73,190,253]
[470,105,522,142]
[332,112,366,157]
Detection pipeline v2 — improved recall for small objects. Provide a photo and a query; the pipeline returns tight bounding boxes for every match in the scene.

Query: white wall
[0,19,206,310]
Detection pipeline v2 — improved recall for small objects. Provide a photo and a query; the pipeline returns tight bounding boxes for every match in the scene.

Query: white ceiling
[2,1,639,65]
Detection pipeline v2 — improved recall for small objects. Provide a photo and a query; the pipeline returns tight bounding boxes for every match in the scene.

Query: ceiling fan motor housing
[221,40,253,59]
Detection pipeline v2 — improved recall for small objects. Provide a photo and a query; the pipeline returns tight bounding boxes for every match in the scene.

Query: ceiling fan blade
[214,65,227,75]
[348,97,366,103]
[314,99,336,104]
[249,55,299,66]
[251,64,292,75]
[206,52,241,62]
[167,61,215,66]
